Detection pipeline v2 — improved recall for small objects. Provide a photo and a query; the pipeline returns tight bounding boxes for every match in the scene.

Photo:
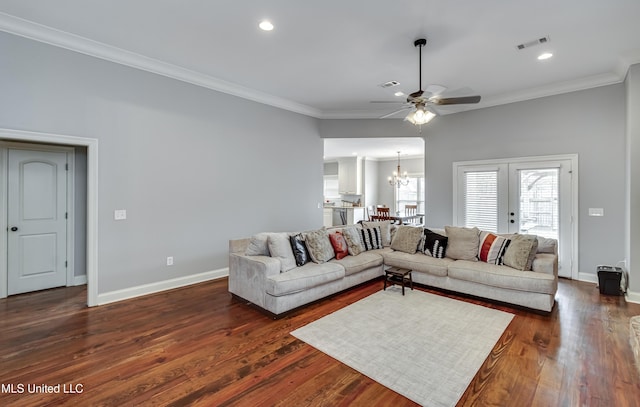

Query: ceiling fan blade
[379,107,412,119]
[430,95,481,105]
[370,100,405,104]
[424,84,447,97]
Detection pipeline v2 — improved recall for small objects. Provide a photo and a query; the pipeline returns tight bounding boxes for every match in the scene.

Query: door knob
[10,226,18,232]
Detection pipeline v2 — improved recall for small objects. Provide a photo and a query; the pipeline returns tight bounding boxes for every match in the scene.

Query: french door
[454,156,576,278]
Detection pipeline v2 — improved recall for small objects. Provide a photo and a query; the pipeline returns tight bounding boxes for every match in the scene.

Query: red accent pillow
[329,231,349,260]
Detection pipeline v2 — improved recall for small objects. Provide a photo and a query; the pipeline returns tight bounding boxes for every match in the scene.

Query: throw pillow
[329,231,349,260]
[341,227,365,256]
[422,229,448,259]
[503,234,539,271]
[478,231,511,264]
[444,226,480,261]
[361,220,392,246]
[244,232,271,256]
[303,228,335,263]
[267,233,297,272]
[390,225,423,254]
[289,233,310,267]
[359,226,383,251]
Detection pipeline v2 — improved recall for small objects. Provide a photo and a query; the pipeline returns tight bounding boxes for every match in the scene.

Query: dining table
[370,213,424,225]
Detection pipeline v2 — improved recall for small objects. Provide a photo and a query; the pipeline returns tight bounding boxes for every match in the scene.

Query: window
[396,175,425,213]
[461,170,499,232]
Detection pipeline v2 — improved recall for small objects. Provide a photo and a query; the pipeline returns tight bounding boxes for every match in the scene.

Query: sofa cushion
[537,236,557,254]
[383,251,454,277]
[390,225,423,254]
[267,233,297,272]
[342,226,365,256]
[289,233,310,267]
[331,251,384,276]
[447,260,556,295]
[245,232,271,256]
[445,226,480,261]
[266,262,345,296]
[478,231,510,265]
[329,231,349,260]
[304,228,335,264]
[503,234,538,271]
[422,229,448,258]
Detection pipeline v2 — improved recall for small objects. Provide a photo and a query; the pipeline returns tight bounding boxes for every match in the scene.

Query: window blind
[463,170,498,232]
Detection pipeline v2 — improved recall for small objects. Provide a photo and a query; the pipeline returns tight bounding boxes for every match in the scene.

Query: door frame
[453,154,579,280]
[0,128,98,306]
[1,142,75,293]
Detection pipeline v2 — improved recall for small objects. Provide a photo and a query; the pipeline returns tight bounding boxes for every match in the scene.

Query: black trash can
[597,265,623,295]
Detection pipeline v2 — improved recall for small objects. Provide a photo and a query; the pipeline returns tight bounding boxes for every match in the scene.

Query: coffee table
[384,267,413,295]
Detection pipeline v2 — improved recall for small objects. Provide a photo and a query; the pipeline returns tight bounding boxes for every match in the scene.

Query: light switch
[588,208,604,217]
[114,209,127,220]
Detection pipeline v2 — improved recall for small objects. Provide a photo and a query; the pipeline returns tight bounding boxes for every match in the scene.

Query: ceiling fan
[373,38,481,129]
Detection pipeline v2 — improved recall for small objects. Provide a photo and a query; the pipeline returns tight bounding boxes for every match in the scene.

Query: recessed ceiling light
[538,52,553,60]
[259,20,274,31]
[351,152,358,156]
[394,91,405,97]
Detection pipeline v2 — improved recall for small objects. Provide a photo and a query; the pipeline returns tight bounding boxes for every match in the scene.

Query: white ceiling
[1,0,639,157]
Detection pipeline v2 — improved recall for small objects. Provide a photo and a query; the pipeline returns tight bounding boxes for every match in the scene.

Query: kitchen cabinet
[338,157,363,195]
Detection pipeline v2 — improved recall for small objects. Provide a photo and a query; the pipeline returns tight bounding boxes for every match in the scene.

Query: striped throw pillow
[360,226,383,251]
[478,231,511,264]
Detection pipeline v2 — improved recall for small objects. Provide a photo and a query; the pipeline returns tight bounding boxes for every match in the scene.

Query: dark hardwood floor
[1,277,640,406]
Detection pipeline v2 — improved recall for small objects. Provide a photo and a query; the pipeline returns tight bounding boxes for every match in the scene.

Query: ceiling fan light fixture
[404,106,435,125]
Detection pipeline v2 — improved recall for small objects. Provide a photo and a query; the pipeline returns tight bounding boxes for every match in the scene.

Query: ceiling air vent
[516,35,550,50]
[379,80,400,88]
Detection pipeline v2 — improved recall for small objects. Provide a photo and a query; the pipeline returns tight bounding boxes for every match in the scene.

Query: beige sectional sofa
[228,224,558,316]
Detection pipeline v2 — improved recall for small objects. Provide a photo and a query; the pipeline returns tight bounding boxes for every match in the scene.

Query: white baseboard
[73,275,87,286]
[626,290,640,304]
[96,268,229,306]
[577,272,598,284]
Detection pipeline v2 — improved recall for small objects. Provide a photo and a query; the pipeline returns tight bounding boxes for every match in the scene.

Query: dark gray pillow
[289,233,310,267]
[422,229,448,258]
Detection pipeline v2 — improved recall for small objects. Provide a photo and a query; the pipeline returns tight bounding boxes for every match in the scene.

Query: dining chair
[375,206,391,220]
[404,204,422,226]
[366,205,376,221]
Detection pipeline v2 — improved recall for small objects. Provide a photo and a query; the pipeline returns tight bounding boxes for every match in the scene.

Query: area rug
[291,287,514,407]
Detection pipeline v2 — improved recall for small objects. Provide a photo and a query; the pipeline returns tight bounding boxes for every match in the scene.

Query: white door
[7,149,68,295]
[455,157,575,278]
[508,161,573,278]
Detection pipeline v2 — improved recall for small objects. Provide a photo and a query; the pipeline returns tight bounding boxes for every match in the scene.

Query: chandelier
[388,151,410,188]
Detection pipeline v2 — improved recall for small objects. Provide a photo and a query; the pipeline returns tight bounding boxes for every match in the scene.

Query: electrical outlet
[114,209,127,220]
[166,256,174,266]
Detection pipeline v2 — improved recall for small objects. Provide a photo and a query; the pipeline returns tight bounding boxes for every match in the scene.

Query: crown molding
[319,70,628,119]
[1,12,637,121]
[0,12,322,118]
[478,71,625,110]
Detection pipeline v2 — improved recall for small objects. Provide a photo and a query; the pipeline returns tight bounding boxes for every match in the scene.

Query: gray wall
[626,64,640,294]
[321,84,627,279]
[0,32,323,294]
